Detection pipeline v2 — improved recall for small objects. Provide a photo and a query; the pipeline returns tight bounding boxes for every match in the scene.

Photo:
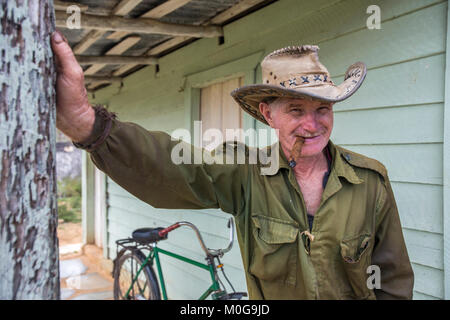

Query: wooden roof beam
[70,0,144,55]
[108,0,194,40]
[84,76,123,84]
[142,0,268,57]
[109,0,195,75]
[54,1,110,16]
[111,0,264,77]
[84,0,263,90]
[73,30,104,55]
[84,36,141,89]
[112,36,192,76]
[76,55,158,65]
[142,0,193,19]
[54,1,88,12]
[83,36,141,76]
[112,0,144,16]
[210,0,269,24]
[55,11,223,38]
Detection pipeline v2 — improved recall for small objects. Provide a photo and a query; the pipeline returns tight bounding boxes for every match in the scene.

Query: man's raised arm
[50,30,248,215]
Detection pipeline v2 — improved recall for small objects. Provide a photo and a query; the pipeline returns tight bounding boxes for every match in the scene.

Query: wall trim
[82,151,95,244]
[443,0,450,300]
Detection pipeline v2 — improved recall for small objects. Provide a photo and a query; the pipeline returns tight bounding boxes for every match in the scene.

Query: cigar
[288,136,305,168]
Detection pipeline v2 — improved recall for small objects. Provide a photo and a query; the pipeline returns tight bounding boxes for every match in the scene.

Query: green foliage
[57,176,82,198]
[57,177,81,223]
[58,201,81,223]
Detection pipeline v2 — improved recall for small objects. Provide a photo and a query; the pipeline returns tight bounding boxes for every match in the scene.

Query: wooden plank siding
[330,2,447,299]
[90,0,448,299]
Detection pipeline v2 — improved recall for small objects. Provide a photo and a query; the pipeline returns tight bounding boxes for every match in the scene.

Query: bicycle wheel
[113,249,161,300]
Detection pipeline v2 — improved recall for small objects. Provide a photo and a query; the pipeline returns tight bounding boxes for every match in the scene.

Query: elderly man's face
[259,98,334,158]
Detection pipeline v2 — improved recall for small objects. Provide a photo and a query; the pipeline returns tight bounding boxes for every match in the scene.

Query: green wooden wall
[90,0,449,299]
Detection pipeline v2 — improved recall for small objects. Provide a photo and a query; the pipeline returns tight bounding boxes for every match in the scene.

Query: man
[51,30,414,299]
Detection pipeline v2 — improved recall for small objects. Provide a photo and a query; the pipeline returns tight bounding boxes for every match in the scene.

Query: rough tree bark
[0,1,59,299]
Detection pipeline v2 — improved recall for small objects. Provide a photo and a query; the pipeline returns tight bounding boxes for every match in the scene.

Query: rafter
[112,0,143,16]
[71,0,143,55]
[73,30,104,55]
[76,55,158,65]
[77,0,145,89]
[108,0,194,40]
[85,0,267,91]
[55,11,223,38]
[84,76,123,83]
[140,0,268,58]
[54,1,110,16]
[54,1,88,12]
[108,0,195,76]
[83,36,141,76]
[142,0,193,18]
[112,36,191,76]
[210,0,268,24]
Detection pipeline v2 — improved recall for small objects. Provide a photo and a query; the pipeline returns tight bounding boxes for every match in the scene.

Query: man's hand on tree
[51,29,95,143]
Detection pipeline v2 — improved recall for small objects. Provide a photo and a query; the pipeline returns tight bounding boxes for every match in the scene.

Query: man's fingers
[51,30,82,75]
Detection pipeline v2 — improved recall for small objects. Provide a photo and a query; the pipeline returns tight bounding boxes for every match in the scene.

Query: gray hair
[261,96,280,106]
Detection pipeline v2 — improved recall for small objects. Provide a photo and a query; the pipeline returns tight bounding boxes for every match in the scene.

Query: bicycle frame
[120,218,237,300]
[124,244,222,300]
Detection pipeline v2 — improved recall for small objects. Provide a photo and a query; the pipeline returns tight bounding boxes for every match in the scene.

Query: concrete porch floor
[59,243,115,300]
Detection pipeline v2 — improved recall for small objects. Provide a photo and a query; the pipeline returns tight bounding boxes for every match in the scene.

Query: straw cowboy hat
[231,45,367,125]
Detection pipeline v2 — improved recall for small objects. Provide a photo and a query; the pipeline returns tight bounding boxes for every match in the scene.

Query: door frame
[82,152,108,258]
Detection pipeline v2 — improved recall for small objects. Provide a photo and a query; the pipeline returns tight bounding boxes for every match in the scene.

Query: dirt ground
[57,221,82,247]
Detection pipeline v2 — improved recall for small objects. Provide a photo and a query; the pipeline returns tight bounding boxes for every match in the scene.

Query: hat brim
[231,62,367,125]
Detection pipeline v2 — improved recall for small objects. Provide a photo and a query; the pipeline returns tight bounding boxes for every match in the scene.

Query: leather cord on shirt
[72,105,117,152]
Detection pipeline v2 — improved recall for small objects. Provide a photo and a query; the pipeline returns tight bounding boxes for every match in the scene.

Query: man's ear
[259,102,274,127]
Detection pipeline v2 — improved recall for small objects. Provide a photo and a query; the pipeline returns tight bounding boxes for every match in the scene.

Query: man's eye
[318,107,330,113]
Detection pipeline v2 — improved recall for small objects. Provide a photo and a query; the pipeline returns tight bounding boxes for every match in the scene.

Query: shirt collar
[328,140,364,184]
[260,140,364,185]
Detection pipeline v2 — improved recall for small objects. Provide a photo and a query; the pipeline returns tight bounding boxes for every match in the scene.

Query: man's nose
[301,112,319,132]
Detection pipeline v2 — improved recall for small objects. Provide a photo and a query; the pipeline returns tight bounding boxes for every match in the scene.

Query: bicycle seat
[132,227,167,244]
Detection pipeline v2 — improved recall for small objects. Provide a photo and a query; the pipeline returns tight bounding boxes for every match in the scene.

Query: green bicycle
[112,217,248,300]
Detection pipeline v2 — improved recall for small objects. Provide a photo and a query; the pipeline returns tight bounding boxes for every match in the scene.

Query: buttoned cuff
[72,105,117,152]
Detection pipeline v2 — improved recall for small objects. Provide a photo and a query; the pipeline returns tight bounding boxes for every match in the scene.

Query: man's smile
[295,133,324,145]
[302,135,321,143]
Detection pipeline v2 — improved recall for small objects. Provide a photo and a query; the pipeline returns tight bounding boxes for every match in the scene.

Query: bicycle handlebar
[217,217,234,255]
[158,218,235,258]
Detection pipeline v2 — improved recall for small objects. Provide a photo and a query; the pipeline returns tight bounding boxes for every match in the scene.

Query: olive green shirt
[79,113,414,300]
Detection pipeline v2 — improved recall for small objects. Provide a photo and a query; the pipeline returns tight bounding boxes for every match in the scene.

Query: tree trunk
[0,1,59,299]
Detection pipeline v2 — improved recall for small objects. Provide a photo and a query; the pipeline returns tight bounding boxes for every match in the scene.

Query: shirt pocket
[249,214,299,286]
[340,233,376,300]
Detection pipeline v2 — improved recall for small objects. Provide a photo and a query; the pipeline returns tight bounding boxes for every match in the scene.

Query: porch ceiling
[55,0,276,92]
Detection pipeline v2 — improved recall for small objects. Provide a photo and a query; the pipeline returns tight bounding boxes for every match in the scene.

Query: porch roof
[55,0,276,92]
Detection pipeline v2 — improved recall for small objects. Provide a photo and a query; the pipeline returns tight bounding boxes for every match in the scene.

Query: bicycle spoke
[114,250,159,300]
[131,256,135,299]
